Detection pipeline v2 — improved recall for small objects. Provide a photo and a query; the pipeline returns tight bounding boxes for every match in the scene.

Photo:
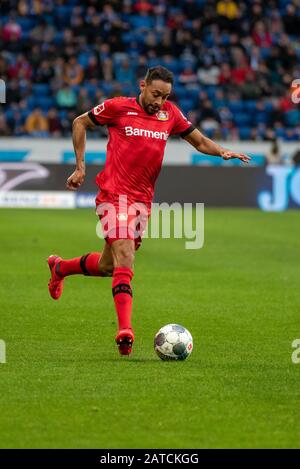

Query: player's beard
[146,104,160,114]
[142,99,160,115]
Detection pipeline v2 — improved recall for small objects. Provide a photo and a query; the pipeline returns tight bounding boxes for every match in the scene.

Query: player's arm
[66,112,97,191]
[183,128,251,164]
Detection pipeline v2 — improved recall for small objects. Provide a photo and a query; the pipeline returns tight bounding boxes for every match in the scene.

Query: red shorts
[95,191,151,250]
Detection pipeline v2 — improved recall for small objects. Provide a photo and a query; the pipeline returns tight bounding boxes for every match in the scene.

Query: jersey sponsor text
[125,126,169,140]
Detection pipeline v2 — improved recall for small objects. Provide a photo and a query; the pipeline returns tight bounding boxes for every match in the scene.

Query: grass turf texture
[0,207,299,449]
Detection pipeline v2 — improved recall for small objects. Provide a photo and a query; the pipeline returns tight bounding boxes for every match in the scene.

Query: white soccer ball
[154,324,193,361]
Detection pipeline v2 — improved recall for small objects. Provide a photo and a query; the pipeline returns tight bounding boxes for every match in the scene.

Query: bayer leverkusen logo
[156,110,169,121]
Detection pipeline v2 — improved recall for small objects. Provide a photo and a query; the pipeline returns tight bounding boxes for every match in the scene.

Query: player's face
[140,79,172,114]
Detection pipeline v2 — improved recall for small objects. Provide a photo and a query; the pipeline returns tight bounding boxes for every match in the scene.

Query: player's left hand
[220,149,251,164]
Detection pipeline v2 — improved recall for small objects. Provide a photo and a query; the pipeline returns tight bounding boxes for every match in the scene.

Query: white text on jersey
[125,126,169,141]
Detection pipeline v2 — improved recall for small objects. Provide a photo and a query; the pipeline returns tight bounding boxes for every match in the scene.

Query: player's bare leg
[98,242,114,277]
[47,244,114,300]
[111,239,135,356]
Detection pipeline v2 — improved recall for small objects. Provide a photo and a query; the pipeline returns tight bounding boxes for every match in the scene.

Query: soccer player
[48,66,250,356]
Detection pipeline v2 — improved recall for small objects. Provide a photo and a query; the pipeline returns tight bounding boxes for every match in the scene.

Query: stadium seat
[244,101,257,113]
[233,112,252,126]
[285,110,300,127]
[254,111,268,125]
[239,127,252,140]
[32,84,51,96]
[228,101,244,114]
[179,98,196,114]
[35,96,55,111]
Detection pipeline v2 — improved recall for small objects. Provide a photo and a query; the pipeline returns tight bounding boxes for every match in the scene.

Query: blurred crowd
[0,0,299,141]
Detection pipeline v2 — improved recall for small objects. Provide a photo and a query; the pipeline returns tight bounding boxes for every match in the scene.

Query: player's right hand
[66,169,85,191]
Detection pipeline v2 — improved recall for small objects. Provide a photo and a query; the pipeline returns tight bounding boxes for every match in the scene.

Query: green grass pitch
[0,207,299,448]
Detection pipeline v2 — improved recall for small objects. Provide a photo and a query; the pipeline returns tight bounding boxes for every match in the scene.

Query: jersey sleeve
[170,105,195,137]
[88,98,118,126]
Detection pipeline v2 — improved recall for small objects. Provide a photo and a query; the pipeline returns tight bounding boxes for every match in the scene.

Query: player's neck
[136,95,143,110]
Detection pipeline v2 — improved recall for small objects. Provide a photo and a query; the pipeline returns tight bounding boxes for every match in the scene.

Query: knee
[113,241,135,268]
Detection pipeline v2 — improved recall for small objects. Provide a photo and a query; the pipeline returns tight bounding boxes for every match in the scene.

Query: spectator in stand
[24,108,48,137]
[29,18,55,44]
[47,108,63,137]
[266,137,282,165]
[2,14,22,42]
[231,63,251,86]
[197,61,220,86]
[135,55,148,80]
[8,54,32,81]
[216,0,240,29]
[252,21,272,47]
[199,99,221,133]
[56,84,77,109]
[240,70,261,100]
[34,60,54,84]
[178,65,198,86]
[85,55,101,80]
[0,113,11,136]
[219,64,232,86]
[283,4,300,36]
[216,0,239,20]
[64,56,84,86]
[76,88,93,115]
[6,79,21,104]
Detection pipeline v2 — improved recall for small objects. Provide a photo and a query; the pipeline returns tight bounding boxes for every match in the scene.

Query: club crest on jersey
[93,103,105,115]
[156,110,169,121]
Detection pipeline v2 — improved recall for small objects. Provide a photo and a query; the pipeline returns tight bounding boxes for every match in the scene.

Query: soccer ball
[154,324,193,361]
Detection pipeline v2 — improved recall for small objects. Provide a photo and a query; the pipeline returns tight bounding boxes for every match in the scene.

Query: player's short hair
[145,66,174,85]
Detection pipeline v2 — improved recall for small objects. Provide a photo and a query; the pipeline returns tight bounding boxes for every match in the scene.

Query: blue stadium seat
[264,102,274,112]
[285,110,300,127]
[100,81,114,95]
[275,128,286,138]
[174,86,189,100]
[239,127,252,140]
[254,111,268,125]
[228,101,244,113]
[27,96,37,110]
[205,86,217,101]
[35,96,55,111]
[32,84,51,96]
[58,110,68,120]
[244,100,257,113]
[179,98,196,114]
[233,112,251,126]
[83,82,98,99]
[17,17,36,32]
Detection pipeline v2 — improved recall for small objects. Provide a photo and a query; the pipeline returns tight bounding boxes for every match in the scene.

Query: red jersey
[88,96,194,203]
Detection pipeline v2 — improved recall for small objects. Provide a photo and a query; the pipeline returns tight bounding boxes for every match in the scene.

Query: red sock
[58,252,102,277]
[112,267,134,331]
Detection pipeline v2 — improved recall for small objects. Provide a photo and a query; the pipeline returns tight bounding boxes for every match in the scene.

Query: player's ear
[139,80,146,92]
